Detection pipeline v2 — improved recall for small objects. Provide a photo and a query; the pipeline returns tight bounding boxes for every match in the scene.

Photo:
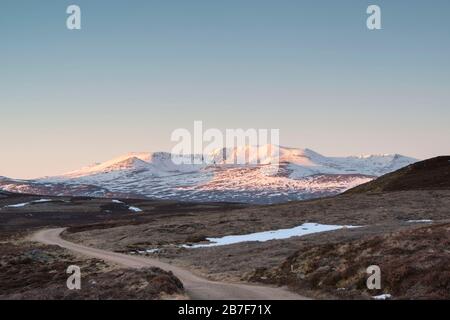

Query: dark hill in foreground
[345,156,450,194]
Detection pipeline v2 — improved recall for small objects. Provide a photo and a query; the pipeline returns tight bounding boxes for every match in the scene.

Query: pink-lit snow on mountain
[0,146,417,204]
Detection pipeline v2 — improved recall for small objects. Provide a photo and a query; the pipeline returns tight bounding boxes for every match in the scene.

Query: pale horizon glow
[1,0,449,179]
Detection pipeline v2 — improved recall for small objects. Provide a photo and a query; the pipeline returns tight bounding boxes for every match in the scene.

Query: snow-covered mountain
[0,146,417,204]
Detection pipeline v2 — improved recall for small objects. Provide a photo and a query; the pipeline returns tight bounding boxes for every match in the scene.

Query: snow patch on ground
[128,206,143,212]
[4,199,53,208]
[407,219,433,223]
[111,199,142,213]
[32,199,52,203]
[5,202,29,208]
[183,223,361,249]
[134,248,159,255]
[372,294,392,300]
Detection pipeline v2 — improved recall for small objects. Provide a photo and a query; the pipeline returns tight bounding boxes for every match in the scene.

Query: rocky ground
[0,195,225,300]
[247,222,450,300]
[62,190,450,298]
[0,232,185,300]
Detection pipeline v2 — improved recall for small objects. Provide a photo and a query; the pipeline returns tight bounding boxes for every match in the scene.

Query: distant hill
[346,156,450,194]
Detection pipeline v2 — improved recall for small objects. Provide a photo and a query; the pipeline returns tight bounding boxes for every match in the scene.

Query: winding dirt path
[32,228,308,300]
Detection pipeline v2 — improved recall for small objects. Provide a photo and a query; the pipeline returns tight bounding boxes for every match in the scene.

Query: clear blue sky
[1,0,449,178]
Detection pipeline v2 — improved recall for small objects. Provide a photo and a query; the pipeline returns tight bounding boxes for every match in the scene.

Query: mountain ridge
[55,145,416,178]
[0,146,417,204]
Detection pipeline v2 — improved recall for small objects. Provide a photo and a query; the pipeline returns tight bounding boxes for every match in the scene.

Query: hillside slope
[346,156,450,194]
[248,222,450,299]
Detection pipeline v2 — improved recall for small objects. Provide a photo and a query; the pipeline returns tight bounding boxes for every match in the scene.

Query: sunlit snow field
[182,223,361,249]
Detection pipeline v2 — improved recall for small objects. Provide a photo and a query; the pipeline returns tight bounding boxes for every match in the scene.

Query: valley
[0,156,449,299]
[60,189,450,299]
